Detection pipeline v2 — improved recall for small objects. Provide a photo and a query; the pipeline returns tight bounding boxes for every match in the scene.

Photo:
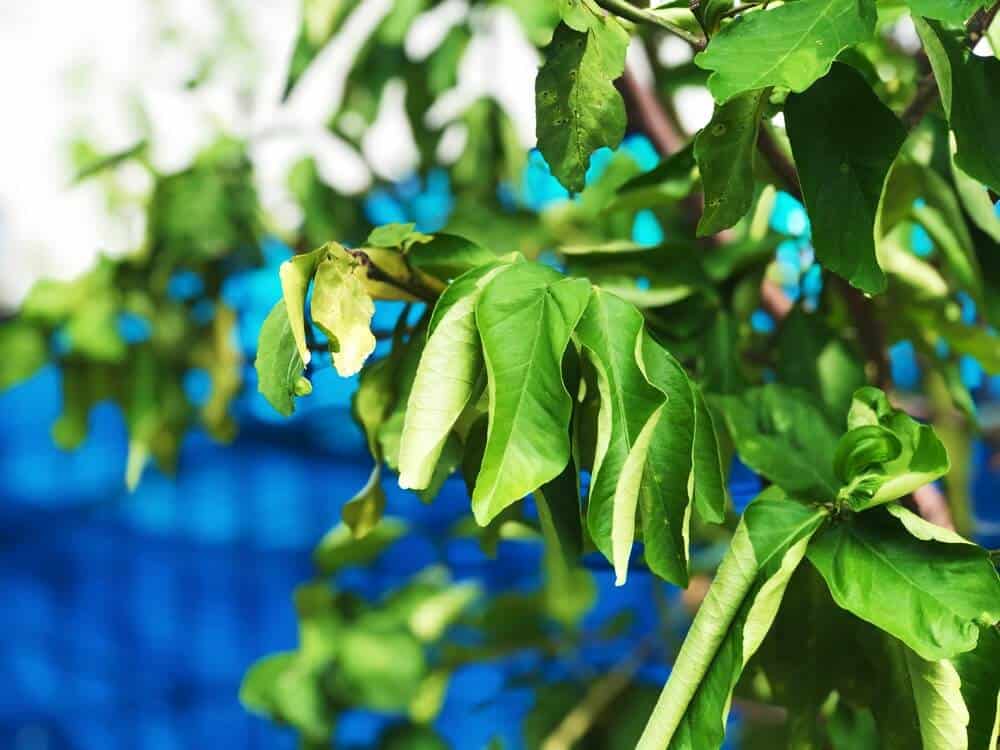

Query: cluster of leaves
[0,138,261,485]
[246,0,1000,746]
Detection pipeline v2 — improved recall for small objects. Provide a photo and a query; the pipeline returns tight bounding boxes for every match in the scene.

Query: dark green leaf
[535,21,628,192]
[695,90,768,236]
[785,63,906,294]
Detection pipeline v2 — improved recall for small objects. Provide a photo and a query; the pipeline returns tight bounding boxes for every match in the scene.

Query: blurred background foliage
[1,0,1000,748]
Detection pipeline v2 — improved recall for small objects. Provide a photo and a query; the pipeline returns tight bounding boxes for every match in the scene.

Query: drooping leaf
[278,246,326,365]
[535,20,628,193]
[471,263,591,524]
[716,384,840,501]
[951,147,1000,243]
[574,289,663,569]
[310,245,376,376]
[837,386,950,509]
[255,301,307,417]
[785,63,906,294]
[636,489,828,750]
[904,649,970,750]
[313,519,407,574]
[398,263,509,490]
[917,18,1000,194]
[342,467,387,539]
[807,506,1000,661]
[952,625,1000,750]
[694,90,768,236]
[694,0,876,103]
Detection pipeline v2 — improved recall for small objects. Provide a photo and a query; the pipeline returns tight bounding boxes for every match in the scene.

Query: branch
[541,638,654,750]
[617,68,685,156]
[756,124,801,200]
[594,0,708,49]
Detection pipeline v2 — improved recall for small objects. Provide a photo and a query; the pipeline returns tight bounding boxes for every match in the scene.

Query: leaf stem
[349,249,439,303]
[594,0,708,49]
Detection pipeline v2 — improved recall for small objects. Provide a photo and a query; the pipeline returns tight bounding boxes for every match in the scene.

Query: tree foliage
[4,0,1000,746]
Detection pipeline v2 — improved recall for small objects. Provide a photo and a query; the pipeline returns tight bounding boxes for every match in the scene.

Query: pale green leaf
[311,247,376,376]
[807,507,1000,661]
[694,0,876,102]
[399,263,508,490]
[785,63,906,294]
[574,289,663,569]
[637,490,827,749]
[278,246,326,365]
[838,386,949,508]
[695,90,768,236]
[471,263,591,524]
[905,649,970,750]
[535,20,628,192]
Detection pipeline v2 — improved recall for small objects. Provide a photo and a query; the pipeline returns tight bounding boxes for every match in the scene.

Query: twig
[594,0,708,49]
[348,249,439,303]
[967,1,1000,47]
[756,124,801,200]
[541,638,654,750]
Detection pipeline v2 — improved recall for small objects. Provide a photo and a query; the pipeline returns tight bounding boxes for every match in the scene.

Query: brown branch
[618,68,685,156]
[901,73,939,130]
[756,124,801,200]
[967,1,1000,47]
[349,250,439,303]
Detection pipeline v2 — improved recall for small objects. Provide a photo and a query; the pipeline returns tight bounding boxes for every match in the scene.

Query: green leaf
[917,19,1000,194]
[807,507,1000,661]
[953,625,1000,750]
[785,63,906,294]
[611,142,698,212]
[407,234,497,281]
[279,247,326,365]
[906,0,984,24]
[716,384,840,502]
[694,90,768,236]
[637,490,827,749]
[694,0,876,103]
[313,519,407,574]
[255,301,307,417]
[905,649,970,750]
[342,466,387,539]
[367,222,428,248]
[379,724,450,750]
[310,246,376,376]
[0,321,48,390]
[838,386,950,508]
[535,459,585,572]
[471,263,591,524]
[775,308,866,423]
[240,652,296,716]
[951,147,1000,243]
[331,622,426,711]
[535,20,628,193]
[574,289,663,570]
[399,263,508,490]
